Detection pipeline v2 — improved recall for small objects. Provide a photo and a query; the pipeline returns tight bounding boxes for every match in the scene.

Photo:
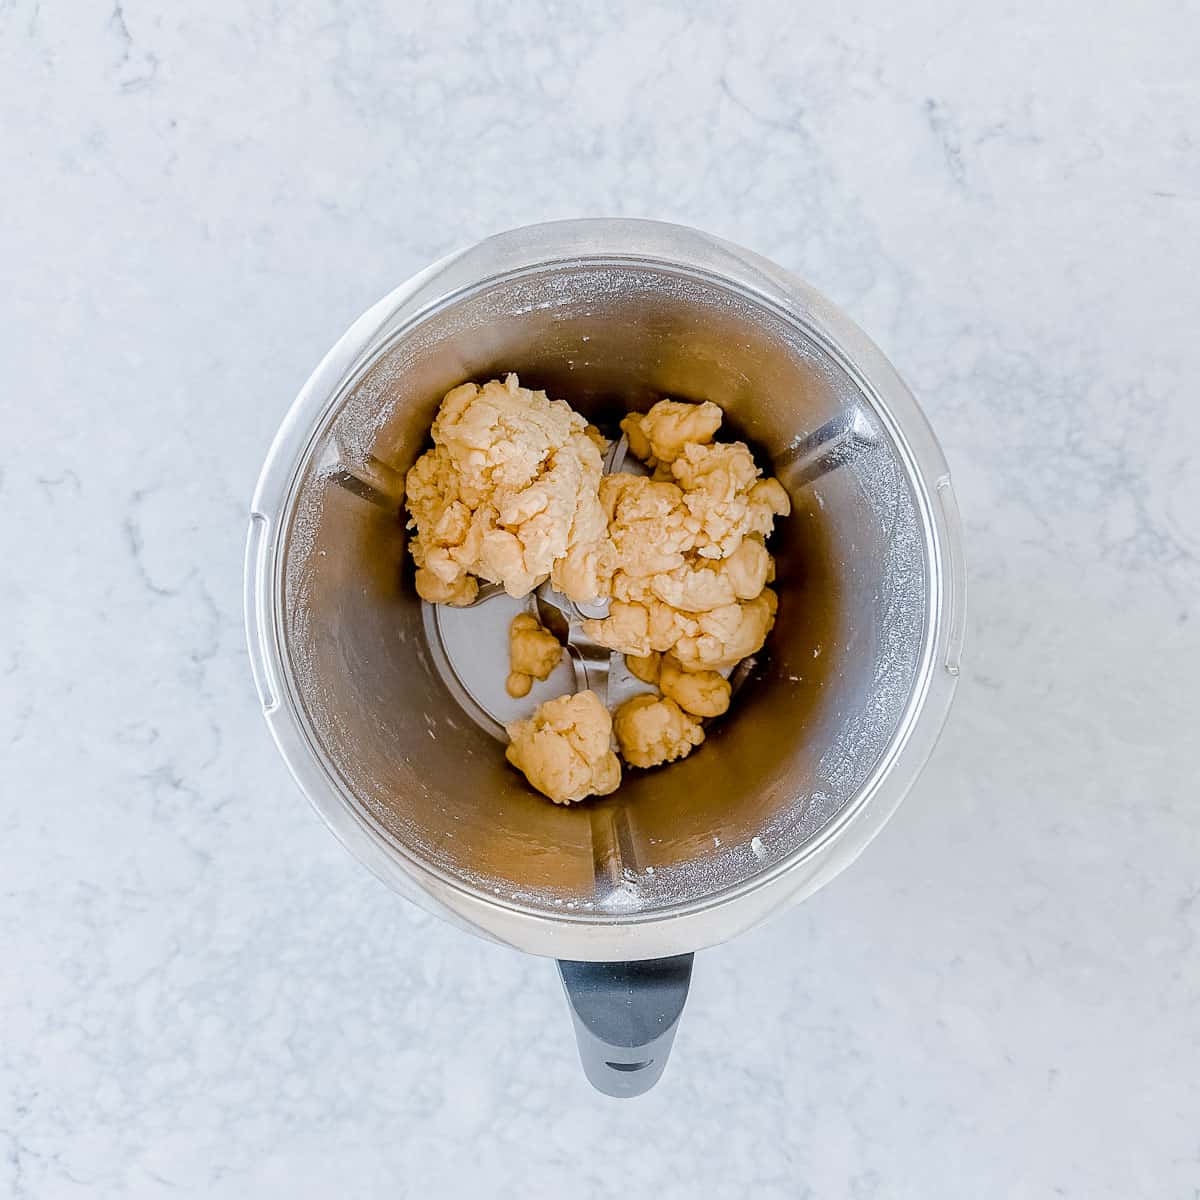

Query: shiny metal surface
[246,219,964,961]
[533,583,613,707]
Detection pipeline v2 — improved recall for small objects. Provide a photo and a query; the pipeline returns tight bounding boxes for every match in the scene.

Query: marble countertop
[4,2,1198,1196]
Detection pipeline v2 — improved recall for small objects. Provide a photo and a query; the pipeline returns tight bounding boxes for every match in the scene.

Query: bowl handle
[556,954,694,1097]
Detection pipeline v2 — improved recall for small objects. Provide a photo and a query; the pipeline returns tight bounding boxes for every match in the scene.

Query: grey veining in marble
[3,1,1198,1196]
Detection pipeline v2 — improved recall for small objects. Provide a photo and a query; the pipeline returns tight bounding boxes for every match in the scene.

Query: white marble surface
[3,1,1199,1195]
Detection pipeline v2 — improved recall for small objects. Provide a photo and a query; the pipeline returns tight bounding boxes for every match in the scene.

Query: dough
[581,414,788,668]
[505,690,622,804]
[672,441,791,561]
[625,651,662,684]
[612,538,770,613]
[505,612,564,698]
[405,374,611,604]
[413,567,478,607]
[600,474,696,575]
[613,694,705,769]
[620,399,723,467]
[672,589,778,672]
[658,654,731,718]
[410,385,792,802]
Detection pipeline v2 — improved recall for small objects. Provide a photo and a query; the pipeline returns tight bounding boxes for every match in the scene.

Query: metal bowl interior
[271,246,936,925]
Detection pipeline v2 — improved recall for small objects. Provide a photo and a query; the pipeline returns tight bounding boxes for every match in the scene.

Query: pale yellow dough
[658,654,731,718]
[405,374,610,605]
[625,651,662,684]
[410,388,791,803]
[672,588,779,673]
[505,612,563,698]
[505,690,622,804]
[582,400,788,670]
[620,399,723,467]
[613,694,705,769]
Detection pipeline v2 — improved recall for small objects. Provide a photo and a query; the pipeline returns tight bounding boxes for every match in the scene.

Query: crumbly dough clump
[413,388,791,802]
[581,399,789,671]
[405,374,609,605]
[658,654,731,718]
[672,589,779,673]
[613,694,705,769]
[620,400,723,468]
[505,612,563,698]
[505,690,622,804]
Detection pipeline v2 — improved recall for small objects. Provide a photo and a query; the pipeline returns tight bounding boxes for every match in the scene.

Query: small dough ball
[613,694,705,769]
[659,654,731,718]
[750,477,791,518]
[506,671,533,699]
[671,439,759,498]
[506,613,563,697]
[414,567,478,606]
[505,690,622,804]
[621,399,723,466]
[673,588,778,672]
[625,651,662,684]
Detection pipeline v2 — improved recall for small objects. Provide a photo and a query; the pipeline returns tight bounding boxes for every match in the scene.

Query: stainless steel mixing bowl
[245,219,964,1094]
